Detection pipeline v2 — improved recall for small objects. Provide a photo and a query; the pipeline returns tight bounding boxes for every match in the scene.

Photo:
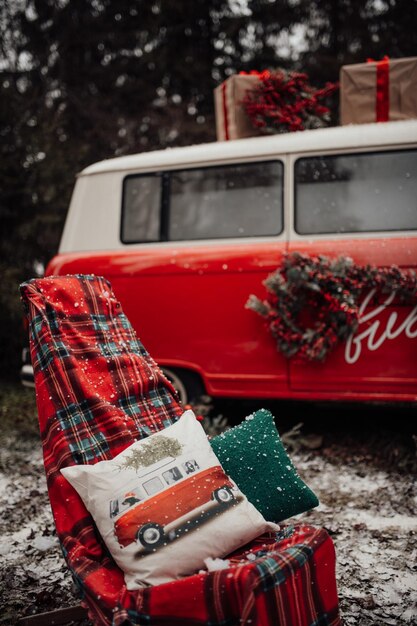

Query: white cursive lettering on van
[344,289,417,364]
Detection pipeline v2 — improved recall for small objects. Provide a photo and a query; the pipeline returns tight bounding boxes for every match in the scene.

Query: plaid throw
[20,275,341,626]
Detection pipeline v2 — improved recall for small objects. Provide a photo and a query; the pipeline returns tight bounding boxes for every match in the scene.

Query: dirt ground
[0,388,416,625]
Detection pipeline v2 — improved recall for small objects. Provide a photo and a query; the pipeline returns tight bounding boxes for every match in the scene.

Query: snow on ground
[0,437,77,624]
[294,449,417,625]
[0,427,416,625]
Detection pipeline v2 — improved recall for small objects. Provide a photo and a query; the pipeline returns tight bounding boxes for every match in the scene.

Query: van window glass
[168,161,283,240]
[183,459,199,474]
[122,175,161,242]
[109,500,119,518]
[162,467,183,485]
[143,476,164,496]
[295,150,417,234]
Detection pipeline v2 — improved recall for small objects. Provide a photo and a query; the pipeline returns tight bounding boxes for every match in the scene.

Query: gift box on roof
[214,72,266,141]
[340,56,417,125]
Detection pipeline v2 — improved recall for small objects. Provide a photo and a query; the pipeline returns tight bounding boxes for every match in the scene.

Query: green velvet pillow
[210,408,319,523]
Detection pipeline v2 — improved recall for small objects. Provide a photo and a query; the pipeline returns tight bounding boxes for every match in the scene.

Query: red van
[111,463,236,551]
[24,120,417,405]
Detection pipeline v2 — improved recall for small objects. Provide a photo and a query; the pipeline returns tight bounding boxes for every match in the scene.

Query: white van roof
[81,119,417,177]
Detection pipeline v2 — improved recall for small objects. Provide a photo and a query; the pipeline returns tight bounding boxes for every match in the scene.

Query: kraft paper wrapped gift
[214,73,262,141]
[340,56,417,125]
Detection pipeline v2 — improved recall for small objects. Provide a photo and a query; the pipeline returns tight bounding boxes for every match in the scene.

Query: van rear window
[295,150,417,234]
[121,161,283,243]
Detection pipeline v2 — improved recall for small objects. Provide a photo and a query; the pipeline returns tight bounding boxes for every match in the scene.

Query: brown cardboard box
[214,74,261,141]
[340,57,417,125]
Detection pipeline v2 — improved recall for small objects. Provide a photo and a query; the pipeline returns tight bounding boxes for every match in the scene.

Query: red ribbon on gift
[221,81,230,140]
[367,56,390,122]
[239,70,271,80]
[221,71,270,140]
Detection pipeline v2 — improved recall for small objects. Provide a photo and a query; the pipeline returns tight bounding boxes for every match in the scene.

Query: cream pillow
[61,410,279,588]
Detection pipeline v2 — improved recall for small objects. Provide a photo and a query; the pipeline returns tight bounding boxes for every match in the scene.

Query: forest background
[1,0,417,380]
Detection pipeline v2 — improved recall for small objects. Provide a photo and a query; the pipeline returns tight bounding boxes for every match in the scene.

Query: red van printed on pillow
[110,460,239,551]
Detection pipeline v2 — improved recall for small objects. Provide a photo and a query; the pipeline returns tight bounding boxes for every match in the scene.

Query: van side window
[294,150,417,234]
[122,174,162,242]
[162,467,183,485]
[121,161,283,243]
[142,476,164,496]
[169,162,283,240]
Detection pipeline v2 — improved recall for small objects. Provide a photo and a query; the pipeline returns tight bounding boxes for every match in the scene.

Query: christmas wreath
[246,252,417,362]
[242,70,338,134]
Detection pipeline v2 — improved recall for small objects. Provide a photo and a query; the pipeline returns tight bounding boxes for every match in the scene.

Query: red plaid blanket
[20,275,341,626]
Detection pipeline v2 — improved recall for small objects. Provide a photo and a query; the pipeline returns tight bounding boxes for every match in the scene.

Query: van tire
[137,523,165,549]
[161,367,205,405]
[213,486,234,505]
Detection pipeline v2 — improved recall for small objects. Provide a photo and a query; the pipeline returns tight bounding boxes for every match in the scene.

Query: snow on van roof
[81,119,417,177]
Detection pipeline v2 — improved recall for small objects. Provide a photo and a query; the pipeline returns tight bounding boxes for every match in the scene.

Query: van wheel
[137,523,165,549]
[161,367,205,405]
[213,486,234,505]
